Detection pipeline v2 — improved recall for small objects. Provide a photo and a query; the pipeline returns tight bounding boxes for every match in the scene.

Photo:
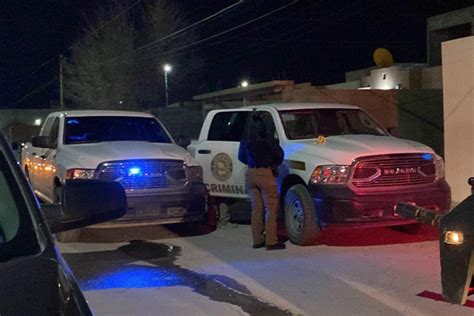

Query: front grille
[97,159,187,191]
[352,154,436,188]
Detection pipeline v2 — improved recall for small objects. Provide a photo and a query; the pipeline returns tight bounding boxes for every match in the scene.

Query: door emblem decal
[211,153,233,181]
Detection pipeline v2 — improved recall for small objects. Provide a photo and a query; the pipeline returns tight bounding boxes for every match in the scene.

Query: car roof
[50,110,155,118]
[243,103,361,111]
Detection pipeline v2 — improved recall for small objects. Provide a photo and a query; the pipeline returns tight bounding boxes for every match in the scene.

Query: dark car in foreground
[0,132,127,315]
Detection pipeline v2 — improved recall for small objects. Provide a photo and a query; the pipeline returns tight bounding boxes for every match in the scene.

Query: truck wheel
[284,184,321,246]
[54,184,81,242]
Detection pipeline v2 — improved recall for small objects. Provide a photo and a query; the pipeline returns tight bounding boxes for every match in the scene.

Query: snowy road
[59,224,474,315]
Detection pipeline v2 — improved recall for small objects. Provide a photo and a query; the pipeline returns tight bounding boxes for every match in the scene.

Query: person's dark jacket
[238,138,284,176]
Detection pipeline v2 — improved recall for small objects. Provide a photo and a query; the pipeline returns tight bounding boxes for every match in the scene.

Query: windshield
[64,116,172,145]
[279,109,387,140]
[0,143,40,262]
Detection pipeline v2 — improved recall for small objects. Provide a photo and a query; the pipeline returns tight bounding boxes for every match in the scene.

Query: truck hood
[285,135,434,165]
[60,141,196,168]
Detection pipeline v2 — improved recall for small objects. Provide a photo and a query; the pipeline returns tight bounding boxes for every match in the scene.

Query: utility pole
[59,54,64,110]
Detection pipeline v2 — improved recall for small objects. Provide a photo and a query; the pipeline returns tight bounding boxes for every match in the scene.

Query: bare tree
[65,0,200,110]
[133,1,201,108]
[64,1,135,110]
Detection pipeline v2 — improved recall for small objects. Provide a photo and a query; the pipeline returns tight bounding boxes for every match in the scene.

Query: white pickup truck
[22,110,206,241]
[188,103,451,245]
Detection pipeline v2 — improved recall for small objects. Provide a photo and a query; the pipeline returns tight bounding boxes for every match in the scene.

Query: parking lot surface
[59,224,474,315]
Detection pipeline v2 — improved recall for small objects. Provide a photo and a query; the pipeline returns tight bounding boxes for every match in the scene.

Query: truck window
[39,117,54,137]
[64,116,172,144]
[49,118,60,147]
[208,112,249,142]
[258,111,278,140]
[280,109,387,139]
[0,150,40,262]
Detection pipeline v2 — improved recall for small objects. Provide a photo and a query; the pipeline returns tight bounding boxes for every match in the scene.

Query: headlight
[65,168,95,179]
[187,166,203,183]
[444,231,463,245]
[310,165,350,185]
[435,155,446,179]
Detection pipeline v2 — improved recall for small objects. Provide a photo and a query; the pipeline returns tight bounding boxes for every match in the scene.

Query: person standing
[238,113,285,250]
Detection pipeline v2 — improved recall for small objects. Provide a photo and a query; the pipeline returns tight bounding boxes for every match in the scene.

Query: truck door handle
[198,149,211,154]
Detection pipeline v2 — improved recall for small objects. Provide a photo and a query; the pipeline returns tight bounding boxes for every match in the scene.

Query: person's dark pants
[246,168,278,246]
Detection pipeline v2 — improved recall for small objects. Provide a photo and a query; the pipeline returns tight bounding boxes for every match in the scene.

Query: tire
[284,184,321,245]
[54,183,81,243]
[56,229,81,243]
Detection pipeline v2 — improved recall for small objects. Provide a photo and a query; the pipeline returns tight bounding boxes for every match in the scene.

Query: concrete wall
[427,6,474,66]
[421,66,443,89]
[338,64,441,90]
[284,88,399,129]
[0,109,54,129]
[326,80,361,89]
[396,89,444,157]
[345,68,371,82]
[150,106,203,140]
[361,66,410,90]
[442,36,474,202]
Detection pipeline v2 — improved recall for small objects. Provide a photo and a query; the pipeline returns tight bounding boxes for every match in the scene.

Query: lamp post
[163,64,172,107]
[240,80,249,106]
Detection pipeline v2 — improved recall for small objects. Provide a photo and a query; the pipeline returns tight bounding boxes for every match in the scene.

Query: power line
[88,0,247,68]
[183,0,372,68]
[61,0,142,55]
[132,0,370,79]
[134,0,244,53]
[92,0,299,68]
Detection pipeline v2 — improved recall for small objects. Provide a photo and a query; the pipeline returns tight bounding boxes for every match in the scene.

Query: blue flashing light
[128,167,141,176]
[67,119,80,125]
[422,153,433,161]
[68,134,88,141]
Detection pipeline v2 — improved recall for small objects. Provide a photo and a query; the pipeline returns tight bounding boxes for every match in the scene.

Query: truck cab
[188,103,451,245]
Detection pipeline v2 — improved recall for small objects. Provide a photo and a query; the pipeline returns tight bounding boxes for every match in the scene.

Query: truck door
[194,110,250,199]
[28,117,54,195]
[42,117,60,201]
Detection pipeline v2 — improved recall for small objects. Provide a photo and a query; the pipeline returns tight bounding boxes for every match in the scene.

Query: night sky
[2,0,474,108]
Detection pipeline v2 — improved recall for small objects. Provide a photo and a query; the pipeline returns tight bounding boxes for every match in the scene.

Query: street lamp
[163,64,172,106]
[240,80,249,88]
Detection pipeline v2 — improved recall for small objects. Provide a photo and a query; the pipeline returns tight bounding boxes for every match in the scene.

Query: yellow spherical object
[373,48,394,68]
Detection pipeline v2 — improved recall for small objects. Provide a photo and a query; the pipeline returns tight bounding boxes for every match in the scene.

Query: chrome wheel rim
[288,196,304,233]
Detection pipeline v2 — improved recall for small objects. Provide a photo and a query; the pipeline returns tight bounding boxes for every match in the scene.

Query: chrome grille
[352,154,436,188]
[97,160,186,191]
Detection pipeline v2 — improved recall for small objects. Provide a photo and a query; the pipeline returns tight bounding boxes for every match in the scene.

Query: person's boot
[217,203,238,228]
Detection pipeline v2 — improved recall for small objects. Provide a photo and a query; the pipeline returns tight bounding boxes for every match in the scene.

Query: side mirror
[32,136,55,149]
[176,135,191,148]
[387,127,400,137]
[41,180,127,233]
